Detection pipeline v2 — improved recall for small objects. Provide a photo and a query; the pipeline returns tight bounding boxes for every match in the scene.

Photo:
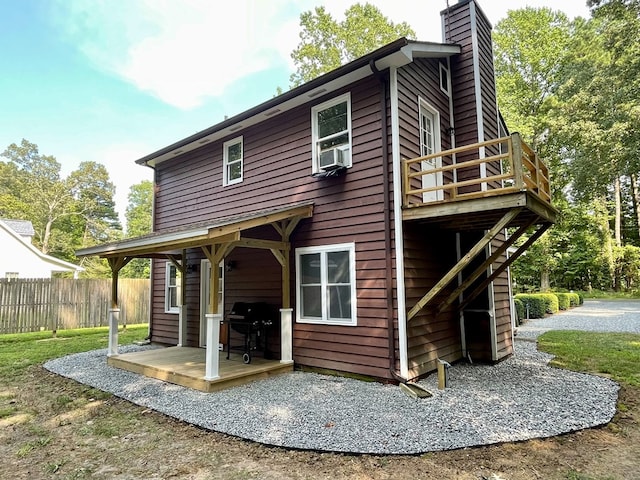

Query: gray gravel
[44,339,619,454]
[517,299,640,339]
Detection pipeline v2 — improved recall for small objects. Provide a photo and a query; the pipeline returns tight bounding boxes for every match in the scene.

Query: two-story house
[78,0,555,391]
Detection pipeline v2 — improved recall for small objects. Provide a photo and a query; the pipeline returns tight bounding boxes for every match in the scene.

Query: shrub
[513,297,525,324]
[568,292,581,307]
[515,294,546,319]
[556,292,571,310]
[539,293,559,314]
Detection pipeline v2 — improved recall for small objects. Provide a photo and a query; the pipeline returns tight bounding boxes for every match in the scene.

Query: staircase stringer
[406,208,522,321]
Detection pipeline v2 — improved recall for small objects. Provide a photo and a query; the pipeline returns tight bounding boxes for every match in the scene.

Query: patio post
[204,313,221,380]
[280,308,293,363]
[177,305,187,347]
[108,308,120,357]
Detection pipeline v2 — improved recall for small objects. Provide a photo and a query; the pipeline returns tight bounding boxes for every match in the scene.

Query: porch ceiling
[75,201,314,259]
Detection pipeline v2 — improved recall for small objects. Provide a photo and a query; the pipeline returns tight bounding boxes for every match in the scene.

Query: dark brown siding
[491,235,514,359]
[151,75,394,380]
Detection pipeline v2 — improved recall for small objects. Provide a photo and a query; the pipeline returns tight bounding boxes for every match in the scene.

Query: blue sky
[0,0,590,228]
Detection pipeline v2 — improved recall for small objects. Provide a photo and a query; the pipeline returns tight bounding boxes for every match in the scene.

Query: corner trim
[390,66,409,379]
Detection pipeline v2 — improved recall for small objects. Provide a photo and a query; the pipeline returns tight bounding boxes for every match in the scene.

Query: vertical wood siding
[150,76,394,379]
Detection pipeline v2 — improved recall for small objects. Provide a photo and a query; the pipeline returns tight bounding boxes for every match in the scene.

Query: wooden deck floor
[108,347,293,393]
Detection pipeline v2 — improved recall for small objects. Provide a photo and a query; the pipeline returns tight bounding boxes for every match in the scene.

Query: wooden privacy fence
[0,278,150,334]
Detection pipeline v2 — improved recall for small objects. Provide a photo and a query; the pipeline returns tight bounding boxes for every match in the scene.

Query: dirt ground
[1,366,639,480]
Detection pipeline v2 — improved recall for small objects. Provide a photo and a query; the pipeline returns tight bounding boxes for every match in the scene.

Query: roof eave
[135,39,461,168]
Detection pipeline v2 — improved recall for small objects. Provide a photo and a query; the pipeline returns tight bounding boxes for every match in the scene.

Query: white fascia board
[77,228,210,257]
[0,219,83,272]
[145,44,460,168]
[145,65,373,168]
[402,42,461,59]
[42,254,85,272]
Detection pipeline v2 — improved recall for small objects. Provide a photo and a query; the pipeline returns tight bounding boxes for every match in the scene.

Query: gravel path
[44,317,621,454]
[517,299,640,340]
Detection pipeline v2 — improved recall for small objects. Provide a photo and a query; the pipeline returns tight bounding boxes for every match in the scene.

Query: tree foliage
[120,180,153,278]
[0,139,121,276]
[497,4,640,292]
[290,3,415,87]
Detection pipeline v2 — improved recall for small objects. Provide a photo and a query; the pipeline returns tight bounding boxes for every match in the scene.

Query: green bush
[556,292,571,310]
[576,291,585,305]
[539,293,559,314]
[568,292,581,307]
[513,298,525,324]
[514,294,545,319]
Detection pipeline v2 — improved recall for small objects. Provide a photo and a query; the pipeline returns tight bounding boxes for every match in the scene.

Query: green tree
[290,3,415,87]
[2,139,76,254]
[120,180,153,278]
[1,139,122,275]
[493,7,572,150]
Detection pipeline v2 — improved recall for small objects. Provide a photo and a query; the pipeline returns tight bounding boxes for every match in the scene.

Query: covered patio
[76,202,314,390]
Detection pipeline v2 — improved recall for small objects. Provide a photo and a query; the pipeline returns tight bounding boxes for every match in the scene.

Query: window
[439,62,450,96]
[311,93,352,172]
[296,243,356,325]
[223,136,243,185]
[165,262,181,313]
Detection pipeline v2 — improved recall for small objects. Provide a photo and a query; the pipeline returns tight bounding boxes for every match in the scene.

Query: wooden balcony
[402,133,556,230]
[401,134,557,320]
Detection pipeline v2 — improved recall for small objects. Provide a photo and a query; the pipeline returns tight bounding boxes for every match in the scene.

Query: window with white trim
[223,136,243,185]
[439,62,450,96]
[165,262,181,313]
[311,93,352,173]
[296,243,356,325]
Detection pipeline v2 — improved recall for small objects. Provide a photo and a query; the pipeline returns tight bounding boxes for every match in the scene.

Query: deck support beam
[407,208,521,321]
[458,223,551,312]
[437,218,537,314]
[106,256,133,356]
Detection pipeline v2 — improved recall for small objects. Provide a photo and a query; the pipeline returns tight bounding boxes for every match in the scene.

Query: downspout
[144,163,157,341]
[370,59,405,384]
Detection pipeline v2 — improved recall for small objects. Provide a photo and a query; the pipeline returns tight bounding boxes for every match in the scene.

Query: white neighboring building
[0,219,83,279]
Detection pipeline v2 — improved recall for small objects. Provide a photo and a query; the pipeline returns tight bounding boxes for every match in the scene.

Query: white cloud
[50,0,589,110]
[51,0,297,109]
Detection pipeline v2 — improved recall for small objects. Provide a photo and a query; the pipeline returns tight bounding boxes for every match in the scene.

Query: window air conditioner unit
[319,145,350,170]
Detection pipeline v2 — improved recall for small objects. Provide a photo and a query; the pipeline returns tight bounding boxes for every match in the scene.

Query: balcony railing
[402,133,551,209]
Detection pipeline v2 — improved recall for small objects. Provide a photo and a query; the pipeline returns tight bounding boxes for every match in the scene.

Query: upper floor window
[311,93,352,173]
[223,136,243,185]
[296,243,357,326]
[165,262,181,313]
[439,62,450,96]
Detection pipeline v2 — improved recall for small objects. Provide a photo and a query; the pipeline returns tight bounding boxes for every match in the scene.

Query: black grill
[224,302,273,364]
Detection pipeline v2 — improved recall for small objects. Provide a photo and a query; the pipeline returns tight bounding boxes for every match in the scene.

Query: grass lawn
[0,324,149,380]
[1,325,639,479]
[538,330,640,387]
